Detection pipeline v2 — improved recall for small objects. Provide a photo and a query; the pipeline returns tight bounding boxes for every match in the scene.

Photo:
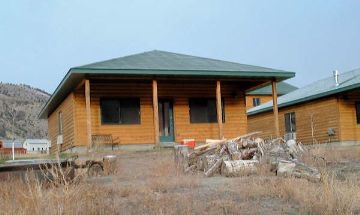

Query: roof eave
[247,83,360,116]
[71,67,295,79]
[38,70,83,119]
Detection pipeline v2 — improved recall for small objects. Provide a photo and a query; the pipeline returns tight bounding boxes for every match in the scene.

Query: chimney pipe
[333,70,339,87]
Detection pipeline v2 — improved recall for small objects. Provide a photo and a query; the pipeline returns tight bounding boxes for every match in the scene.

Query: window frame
[355,101,360,124]
[100,97,141,125]
[188,98,225,124]
[252,97,261,107]
[284,112,296,133]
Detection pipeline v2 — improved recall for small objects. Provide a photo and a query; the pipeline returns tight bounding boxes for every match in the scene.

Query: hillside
[0,83,50,139]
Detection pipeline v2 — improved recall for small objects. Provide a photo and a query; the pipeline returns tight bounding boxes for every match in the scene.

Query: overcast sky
[1,0,360,93]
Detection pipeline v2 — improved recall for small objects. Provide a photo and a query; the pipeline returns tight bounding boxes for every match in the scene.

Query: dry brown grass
[1,148,360,214]
[309,144,360,162]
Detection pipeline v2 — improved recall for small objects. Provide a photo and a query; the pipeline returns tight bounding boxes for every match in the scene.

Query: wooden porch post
[216,80,224,139]
[152,80,160,146]
[271,80,280,137]
[85,79,92,149]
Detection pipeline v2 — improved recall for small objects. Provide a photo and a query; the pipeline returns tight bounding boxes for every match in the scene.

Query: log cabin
[247,69,360,144]
[246,81,297,110]
[39,50,294,153]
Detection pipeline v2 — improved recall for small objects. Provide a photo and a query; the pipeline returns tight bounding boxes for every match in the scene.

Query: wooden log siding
[338,89,360,141]
[48,93,75,154]
[248,97,340,144]
[71,80,247,145]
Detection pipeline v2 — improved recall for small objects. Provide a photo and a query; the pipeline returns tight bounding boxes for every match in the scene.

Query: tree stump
[174,145,189,171]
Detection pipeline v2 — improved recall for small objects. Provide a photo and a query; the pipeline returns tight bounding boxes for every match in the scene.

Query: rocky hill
[0,83,50,139]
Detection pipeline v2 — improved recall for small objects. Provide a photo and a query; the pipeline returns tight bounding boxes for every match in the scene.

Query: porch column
[152,80,160,146]
[271,80,280,137]
[85,79,92,149]
[216,80,224,139]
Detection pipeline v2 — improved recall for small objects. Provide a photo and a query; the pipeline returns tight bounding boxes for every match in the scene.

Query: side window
[284,112,296,132]
[58,111,63,135]
[355,102,360,124]
[252,98,261,107]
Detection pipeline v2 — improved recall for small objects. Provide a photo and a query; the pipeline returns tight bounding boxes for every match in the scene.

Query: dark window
[100,98,140,124]
[284,112,296,132]
[356,101,360,124]
[58,112,63,135]
[252,98,261,107]
[189,98,225,123]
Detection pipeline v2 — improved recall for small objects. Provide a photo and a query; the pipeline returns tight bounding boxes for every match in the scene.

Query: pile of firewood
[174,132,321,182]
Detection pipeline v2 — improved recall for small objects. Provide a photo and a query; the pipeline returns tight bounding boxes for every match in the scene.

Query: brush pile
[174,132,320,182]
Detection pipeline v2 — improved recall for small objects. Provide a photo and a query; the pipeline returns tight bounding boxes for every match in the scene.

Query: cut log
[196,155,205,171]
[204,154,218,172]
[219,144,227,156]
[241,148,258,160]
[231,152,242,160]
[241,139,261,149]
[226,141,238,154]
[292,160,321,182]
[190,146,217,157]
[230,131,262,143]
[194,132,262,151]
[194,139,226,151]
[277,160,321,182]
[254,137,264,146]
[226,141,241,160]
[276,160,296,177]
[205,158,223,177]
[188,146,217,166]
[221,160,259,177]
[184,165,196,173]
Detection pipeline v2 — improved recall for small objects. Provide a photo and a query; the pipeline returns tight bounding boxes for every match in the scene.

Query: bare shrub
[1,149,360,214]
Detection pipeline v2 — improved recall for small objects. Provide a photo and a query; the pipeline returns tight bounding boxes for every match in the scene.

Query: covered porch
[75,77,282,148]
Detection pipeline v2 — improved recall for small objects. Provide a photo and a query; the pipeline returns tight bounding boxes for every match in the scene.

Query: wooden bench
[91,134,120,151]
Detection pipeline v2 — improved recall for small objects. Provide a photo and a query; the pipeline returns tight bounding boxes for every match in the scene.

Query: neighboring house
[247,69,360,144]
[0,140,27,155]
[39,50,294,153]
[246,81,297,109]
[23,139,50,154]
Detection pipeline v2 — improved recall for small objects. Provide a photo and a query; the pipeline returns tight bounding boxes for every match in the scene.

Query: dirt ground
[101,150,300,214]
[87,145,360,214]
[1,145,360,214]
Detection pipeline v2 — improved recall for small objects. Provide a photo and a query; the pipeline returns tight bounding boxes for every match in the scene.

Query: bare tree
[310,113,317,144]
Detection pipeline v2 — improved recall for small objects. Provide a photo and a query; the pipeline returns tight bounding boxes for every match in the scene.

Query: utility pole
[8,106,17,161]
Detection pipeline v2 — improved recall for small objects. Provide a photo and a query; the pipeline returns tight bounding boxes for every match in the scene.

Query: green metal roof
[247,68,360,116]
[39,50,295,119]
[246,81,298,95]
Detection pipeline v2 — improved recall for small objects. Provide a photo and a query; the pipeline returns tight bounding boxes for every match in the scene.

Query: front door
[159,99,175,142]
